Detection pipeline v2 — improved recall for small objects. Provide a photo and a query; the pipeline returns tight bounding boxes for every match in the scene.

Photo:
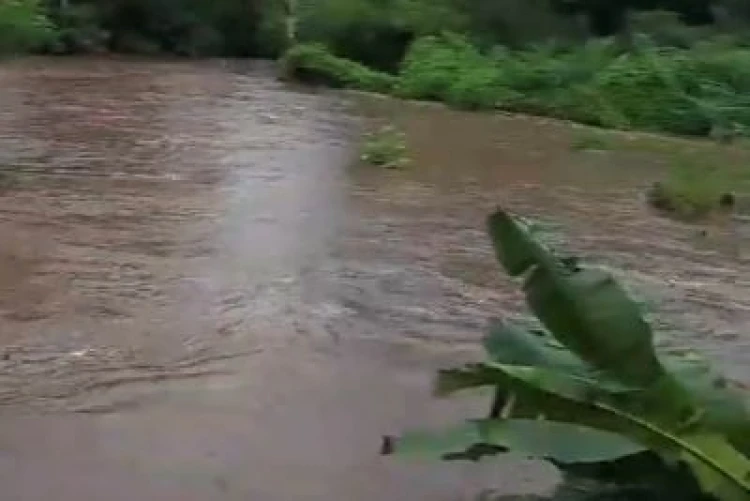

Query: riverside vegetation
[8,0,750,143]
[384,208,750,501]
[273,3,750,219]
[293,31,750,218]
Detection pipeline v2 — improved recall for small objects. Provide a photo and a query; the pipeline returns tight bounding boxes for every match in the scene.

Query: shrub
[397,34,487,101]
[280,43,397,92]
[48,4,108,54]
[590,51,713,135]
[0,0,55,54]
[631,10,715,48]
[445,66,518,110]
[282,34,750,139]
[296,0,413,73]
[295,0,469,72]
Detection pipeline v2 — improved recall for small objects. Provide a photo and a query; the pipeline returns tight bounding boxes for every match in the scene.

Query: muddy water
[0,58,747,500]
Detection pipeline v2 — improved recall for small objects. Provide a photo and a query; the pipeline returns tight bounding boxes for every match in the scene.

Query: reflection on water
[0,58,746,501]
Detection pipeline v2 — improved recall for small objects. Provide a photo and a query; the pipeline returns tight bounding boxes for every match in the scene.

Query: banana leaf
[433,362,750,499]
[482,321,638,394]
[662,351,750,456]
[483,320,590,375]
[384,418,644,464]
[493,363,750,501]
[484,213,750,456]
[432,363,651,465]
[486,209,665,387]
[384,208,750,501]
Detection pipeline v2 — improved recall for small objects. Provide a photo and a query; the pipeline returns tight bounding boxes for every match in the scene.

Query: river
[0,57,747,500]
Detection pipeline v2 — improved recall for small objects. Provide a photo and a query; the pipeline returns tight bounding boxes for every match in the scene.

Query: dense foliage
[384,208,750,501]
[0,0,54,54]
[281,43,396,92]
[285,34,750,137]
[4,0,750,139]
[1,0,749,59]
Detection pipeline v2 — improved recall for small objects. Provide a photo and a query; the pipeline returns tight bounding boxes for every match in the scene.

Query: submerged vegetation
[646,166,734,220]
[383,208,750,501]
[359,125,409,169]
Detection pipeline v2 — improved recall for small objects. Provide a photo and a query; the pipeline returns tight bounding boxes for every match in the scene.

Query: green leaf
[435,363,647,437]
[486,209,540,276]
[438,362,750,499]
[663,351,750,455]
[385,419,644,464]
[680,434,750,501]
[483,320,590,375]
[497,364,750,501]
[386,207,750,501]
[487,209,665,387]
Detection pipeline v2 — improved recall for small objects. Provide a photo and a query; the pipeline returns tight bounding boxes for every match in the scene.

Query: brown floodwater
[0,57,747,501]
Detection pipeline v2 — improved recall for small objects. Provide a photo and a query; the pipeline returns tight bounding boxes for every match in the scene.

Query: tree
[0,0,54,53]
[551,0,715,36]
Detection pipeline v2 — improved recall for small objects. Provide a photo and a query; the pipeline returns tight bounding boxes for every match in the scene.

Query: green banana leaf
[483,320,591,375]
[485,211,750,455]
[662,351,750,456]
[486,209,665,387]
[384,207,750,501]
[434,362,750,499]
[482,321,638,394]
[483,290,750,457]
[432,362,651,465]
[494,363,750,501]
[385,419,644,464]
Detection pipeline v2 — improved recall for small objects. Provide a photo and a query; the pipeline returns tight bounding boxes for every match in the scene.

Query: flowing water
[0,57,747,500]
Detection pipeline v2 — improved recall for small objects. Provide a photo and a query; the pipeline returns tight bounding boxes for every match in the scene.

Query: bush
[445,66,519,110]
[589,51,712,135]
[399,35,750,136]
[280,43,397,92]
[295,0,469,72]
[631,10,715,49]
[0,0,54,54]
[48,4,108,54]
[296,0,412,73]
[397,34,491,101]
[282,33,750,138]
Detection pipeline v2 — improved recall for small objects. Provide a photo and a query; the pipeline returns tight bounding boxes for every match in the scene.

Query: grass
[280,43,397,93]
[360,124,409,168]
[646,155,744,219]
[281,35,750,139]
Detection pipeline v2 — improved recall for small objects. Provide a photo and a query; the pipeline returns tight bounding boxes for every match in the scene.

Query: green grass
[646,155,742,219]
[280,43,397,93]
[360,124,409,169]
[281,35,750,139]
